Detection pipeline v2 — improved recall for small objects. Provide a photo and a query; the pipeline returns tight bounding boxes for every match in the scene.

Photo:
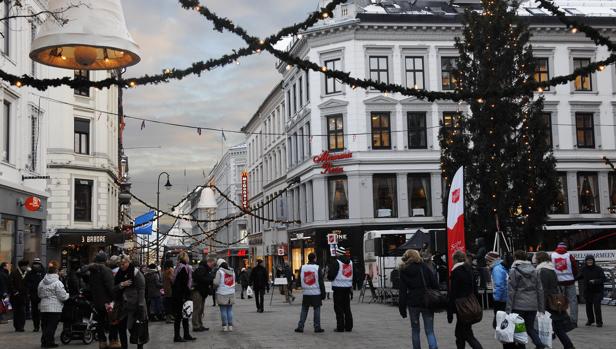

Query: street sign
[327,233,338,245]
[24,196,42,212]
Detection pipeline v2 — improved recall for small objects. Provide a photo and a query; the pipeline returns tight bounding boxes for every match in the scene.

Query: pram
[60,291,99,345]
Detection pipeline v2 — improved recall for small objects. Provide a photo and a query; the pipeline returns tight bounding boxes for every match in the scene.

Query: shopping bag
[129,320,149,345]
[535,312,553,348]
[182,300,193,319]
[513,314,528,344]
[494,311,515,343]
[246,286,254,299]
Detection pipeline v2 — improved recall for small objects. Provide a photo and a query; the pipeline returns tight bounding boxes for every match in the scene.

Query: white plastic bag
[495,311,515,343]
[513,314,528,344]
[246,286,254,298]
[535,312,553,348]
[182,300,193,319]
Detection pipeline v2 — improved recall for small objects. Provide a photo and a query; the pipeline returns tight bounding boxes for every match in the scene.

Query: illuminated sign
[24,196,42,212]
[313,150,352,174]
[241,171,249,209]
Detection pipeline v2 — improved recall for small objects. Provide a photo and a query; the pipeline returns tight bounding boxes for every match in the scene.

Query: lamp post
[156,172,172,264]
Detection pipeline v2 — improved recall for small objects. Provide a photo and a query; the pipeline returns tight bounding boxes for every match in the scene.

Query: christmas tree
[439,0,559,246]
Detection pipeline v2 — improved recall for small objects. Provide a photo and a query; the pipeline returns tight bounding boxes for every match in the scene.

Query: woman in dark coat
[114,255,147,349]
[171,252,195,342]
[239,268,249,299]
[447,251,483,349]
[580,255,606,327]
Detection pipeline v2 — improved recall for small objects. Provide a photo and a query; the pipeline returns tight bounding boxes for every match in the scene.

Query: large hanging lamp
[30,0,140,70]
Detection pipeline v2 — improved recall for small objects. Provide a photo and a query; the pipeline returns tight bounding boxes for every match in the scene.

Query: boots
[108,340,121,349]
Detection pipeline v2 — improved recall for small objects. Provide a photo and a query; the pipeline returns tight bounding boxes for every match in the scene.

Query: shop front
[47,229,125,269]
[288,231,317,274]
[216,248,249,272]
[247,233,264,268]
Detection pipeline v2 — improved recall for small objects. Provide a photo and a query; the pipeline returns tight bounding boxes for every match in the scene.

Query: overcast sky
[121,0,318,219]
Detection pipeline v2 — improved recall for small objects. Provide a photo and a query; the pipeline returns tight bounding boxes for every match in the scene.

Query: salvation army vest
[332,260,353,288]
[216,269,236,295]
[300,264,321,296]
[551,252,574,282]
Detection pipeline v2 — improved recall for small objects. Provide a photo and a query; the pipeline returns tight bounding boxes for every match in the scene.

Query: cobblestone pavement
[1,292,615,348]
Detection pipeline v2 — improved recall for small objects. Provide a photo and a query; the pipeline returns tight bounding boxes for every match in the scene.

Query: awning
[52,229,125,246]
[542,224,616,231]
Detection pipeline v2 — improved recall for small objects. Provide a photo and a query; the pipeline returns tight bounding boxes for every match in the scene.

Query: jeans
[219,305,233,326]
[191,290,205,329]
[562,285,578,324]
[455,318,483,349]
[333,288,353,331]
[553,317,574,349]
[585,292,603,325]
[408,307,437,349]
[297,305,321,330]
[40,312,61,346]
[512,310,544,349]
[254,288,265,311]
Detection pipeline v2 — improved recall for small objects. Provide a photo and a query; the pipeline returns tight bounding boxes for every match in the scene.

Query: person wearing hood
[580,255,606,327]
[398,249,439,349]
[38,260,69,348]
[239,267,249,299]
[250,259,268,313]
[161,260,174,324]
[9,259,29,332]
[171,252,196,342]
[192,257,215,332]
[327,246,353,332]
[84,252,115,349]
[486,252,511,330]
[213,258,236,332]
[535,252,575,349]
[551,242,579,326]
[294,253,325,333]
[25,257,45,332]
[113,255,147,349]
[506,250,545,349]
[144,264,163,321]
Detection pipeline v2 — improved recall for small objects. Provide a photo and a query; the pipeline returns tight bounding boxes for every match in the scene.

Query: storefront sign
[569,250,616,263]
[81,235,107,243]
[313,150,352,174]
[24,196,42,212]
[241,171,249,209]
[330,229,347,242]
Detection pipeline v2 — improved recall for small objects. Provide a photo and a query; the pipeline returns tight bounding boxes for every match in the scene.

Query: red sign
[241,171,249,209]
[342,263,353,278]
[313,150,352,174]
[304,271,316,286]
[224,273,234,286]
[24,196,41,212]
[238,249,247,257]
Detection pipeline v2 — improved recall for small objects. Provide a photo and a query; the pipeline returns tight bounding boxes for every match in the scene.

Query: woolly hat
[485,251,500,264]
[557,242,567,249]
[336,246,348,256]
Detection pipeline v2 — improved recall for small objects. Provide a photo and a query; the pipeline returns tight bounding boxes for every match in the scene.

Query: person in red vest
[551,242,579,326]
[327,247,353,332]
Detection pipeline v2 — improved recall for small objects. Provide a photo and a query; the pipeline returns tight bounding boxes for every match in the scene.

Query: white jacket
[38,274,69,313]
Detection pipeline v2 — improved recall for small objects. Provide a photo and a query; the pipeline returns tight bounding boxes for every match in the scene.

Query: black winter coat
[85,263,115,309]
[447,263,476,315]
[193,262,212,298]
[250,264,268,290]
[9,269,27,302]
[172,266,191,301]
[398,262,438,312]
[0,269,9,297]
[581,264,606,295]
[24,263,45,301]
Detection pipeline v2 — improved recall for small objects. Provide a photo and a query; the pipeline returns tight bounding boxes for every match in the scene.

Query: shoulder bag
[419,265,447,312]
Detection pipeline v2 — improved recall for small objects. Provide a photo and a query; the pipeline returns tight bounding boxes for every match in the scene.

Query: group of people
[396,242,607,349]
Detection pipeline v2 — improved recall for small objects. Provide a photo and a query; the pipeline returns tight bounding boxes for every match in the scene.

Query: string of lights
[604,156,616,172]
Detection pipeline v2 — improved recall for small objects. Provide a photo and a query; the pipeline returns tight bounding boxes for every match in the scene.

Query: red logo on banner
[452,189,460,204]
[224,273,234,286]
[342,264,352,278]
[24,196,41,212]
[304,271,316,286]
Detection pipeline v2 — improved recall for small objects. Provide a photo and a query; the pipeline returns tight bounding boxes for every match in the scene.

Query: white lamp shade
[198,187,217,210]
[30,0,140,70]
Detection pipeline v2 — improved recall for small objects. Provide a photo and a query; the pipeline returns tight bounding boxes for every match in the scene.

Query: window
[578,173,600,214]
[526,8,546,15]
[408,112,427,149]
[542,112,553,148]
[533,58,550,90]
[442,112,461,140]
[324,58,341,94]
[327,115,344,151]
[74,70,90,96]
[373,174,398,217]
[369,56,389,84]
[305,70,310,102]
[441,57,458,90]
[405,56,425,89]
[74,118,90,155]
[286,90,291,118]
[575,112,594,148]
[408,174,432,216]
[550,173,569,214]
[328,176,349,219]
[341,4,348,16]
[74,179,93,222]
[573,58,592,91]
[1,1,9,55]
[609,172,616,210]
[371,112,391,149]
[1,101,9,162]
[292,83,297,114]
[298,76,303,107]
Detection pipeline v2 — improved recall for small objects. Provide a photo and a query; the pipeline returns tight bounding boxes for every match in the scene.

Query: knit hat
[216,258,226,268]
[94,251,108,263]
[485,251,500,264]
[336,246,348,256]
[555,242,568,254]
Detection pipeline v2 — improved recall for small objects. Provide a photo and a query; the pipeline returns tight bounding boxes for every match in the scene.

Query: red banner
[447,167,466,272]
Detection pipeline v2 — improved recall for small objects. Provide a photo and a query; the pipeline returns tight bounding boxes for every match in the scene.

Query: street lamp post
[157,171,172,264]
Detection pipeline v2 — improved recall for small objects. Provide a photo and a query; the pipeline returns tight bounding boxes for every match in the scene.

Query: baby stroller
[60,290,99,345]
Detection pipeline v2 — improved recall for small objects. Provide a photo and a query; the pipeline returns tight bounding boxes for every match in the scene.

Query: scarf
[536,261,554,271]
[452,262,466,271]
[172,262,193,289]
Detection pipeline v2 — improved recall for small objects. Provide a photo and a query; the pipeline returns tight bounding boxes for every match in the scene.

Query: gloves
[447,312,453,324]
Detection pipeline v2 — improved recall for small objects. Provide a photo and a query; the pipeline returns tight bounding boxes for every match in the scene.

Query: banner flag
[447,167,466,272]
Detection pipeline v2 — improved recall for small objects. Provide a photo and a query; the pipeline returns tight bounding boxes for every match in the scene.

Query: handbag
[547,293,568,312]
[182,300,193,319]
[455,294,483,324]
[419,266,447,312]
[129,320,149,345]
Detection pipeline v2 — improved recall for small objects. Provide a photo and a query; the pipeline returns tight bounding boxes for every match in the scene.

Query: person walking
[192,258,214,332]
[213,259,236,331]
[238,268,249,299]
[580,255,606,327]
[113,255,147,349]
[486,252,509,326]
[144,264,163,321]
[25,258,45,332]
[171,252,196,342]
[294,253,325,333]
[551,242,579,326]
[84,252,115,349]
[0,262,10,324]
[447,250,483,349]
[282,263,295,302]
[250,259,268,313]
[38,260,69,348]
[535,252,575,349]
[506,250,545,349]
[327,246,353,332]
[9,259,29,332]
[107,255,121,349]
[398,249,439,349]
[161,260,174,324]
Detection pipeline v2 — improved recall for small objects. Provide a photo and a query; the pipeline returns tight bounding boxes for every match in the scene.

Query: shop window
[371,112,391,149]
[578,172,599,214]
[550,173,569,214]
[327,114,344,151]
[408,174,432,216]
[0,218,15,264]
[23,224,41,263]
[373,174,398,218]
[75,179,93,222]
[408,112,427,149]
[328,176,349,220]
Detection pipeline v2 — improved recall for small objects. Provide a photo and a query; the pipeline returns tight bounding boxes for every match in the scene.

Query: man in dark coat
[9,259,29,332]
[327,247,353,332]
[192,257,214,331]
[581,255,606,327]
[84,252,114,349]
[250,259,268,313]
[24,258,45,332]
[282,263,295,302]
[294,253,325,333]
[144,263,163,321]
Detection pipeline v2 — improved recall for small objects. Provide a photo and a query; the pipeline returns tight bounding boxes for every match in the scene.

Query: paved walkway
[1,292,614,348]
